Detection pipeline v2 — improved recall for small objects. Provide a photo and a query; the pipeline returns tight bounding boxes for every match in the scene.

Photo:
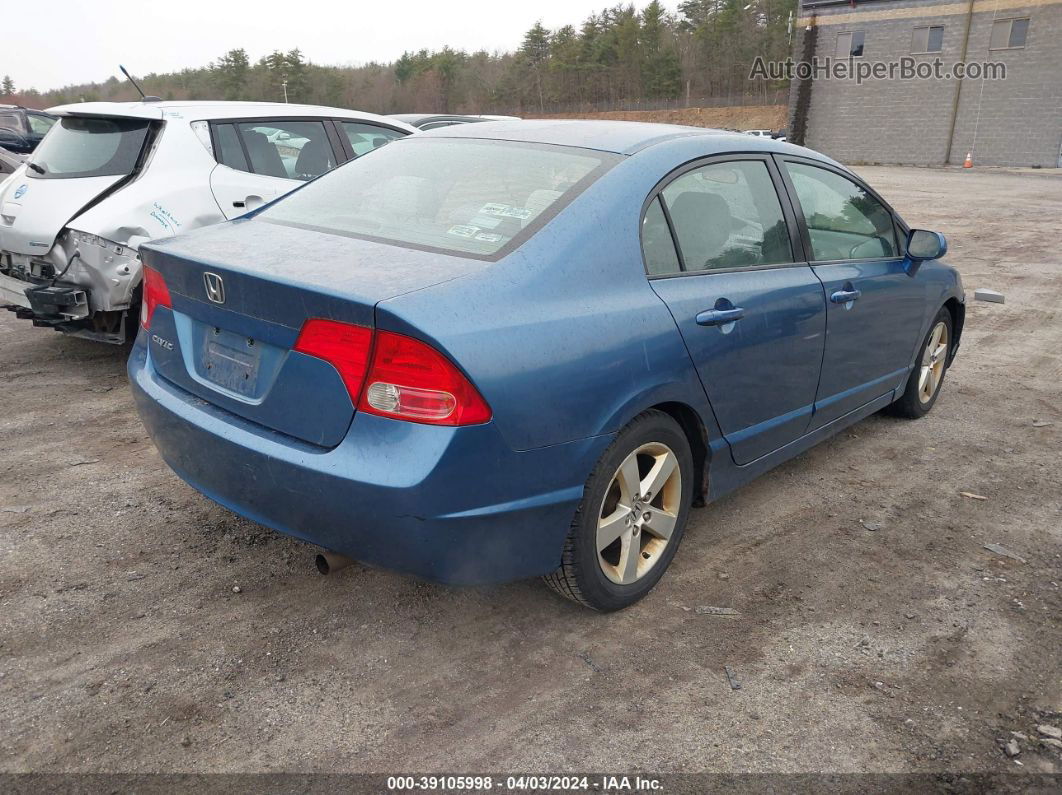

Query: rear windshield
[259,138,620,258]
[28,116,151,180]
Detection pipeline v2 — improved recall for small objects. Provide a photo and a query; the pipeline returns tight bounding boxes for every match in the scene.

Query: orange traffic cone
[963,152,973,168]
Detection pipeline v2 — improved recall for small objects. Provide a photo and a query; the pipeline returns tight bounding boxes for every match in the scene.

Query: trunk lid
[142,218,488,447]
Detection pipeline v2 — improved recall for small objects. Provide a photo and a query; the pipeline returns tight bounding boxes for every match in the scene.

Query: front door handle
[696,307,745,326]
[830,287,862,304]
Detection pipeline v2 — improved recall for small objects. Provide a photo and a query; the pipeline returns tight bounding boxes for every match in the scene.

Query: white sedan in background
[0,101,415,343]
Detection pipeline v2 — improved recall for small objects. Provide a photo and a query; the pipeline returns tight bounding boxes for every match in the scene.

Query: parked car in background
[0,105,57,154]
[0,101,415,342]
[391,113,521,130]
[129,120,964,611]
[0,146,24,177]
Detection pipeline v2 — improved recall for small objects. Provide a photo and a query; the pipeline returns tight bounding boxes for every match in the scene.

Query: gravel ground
[0,166,1059,776]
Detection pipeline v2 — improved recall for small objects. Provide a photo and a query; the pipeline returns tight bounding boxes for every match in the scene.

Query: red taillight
[140,266,172,330]
[360,331,492,426]
[293,318,374,400]
[293,320,491,426]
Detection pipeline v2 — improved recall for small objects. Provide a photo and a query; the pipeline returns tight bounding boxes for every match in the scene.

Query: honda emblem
[203,272,225,304]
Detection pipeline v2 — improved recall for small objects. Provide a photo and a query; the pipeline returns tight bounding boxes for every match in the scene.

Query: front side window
[27,116,151,180]
[990,18,1029,49]
[656,160,792,273]
[341,122,406,156]
[785,162,897,261]
[234,120,335,181]
[912,25,945,53]
[0,112,21,132]
[837,30,866,57]
[260,138,618,258]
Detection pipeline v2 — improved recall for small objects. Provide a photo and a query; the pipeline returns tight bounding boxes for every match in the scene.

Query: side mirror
[903,229,947,275]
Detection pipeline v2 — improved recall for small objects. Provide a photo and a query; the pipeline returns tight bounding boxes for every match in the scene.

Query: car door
[208,119,341,219]
[778,157,926,430]
[646,156,827,466]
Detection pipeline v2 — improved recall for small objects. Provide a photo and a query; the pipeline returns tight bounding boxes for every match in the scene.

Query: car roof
[390,113,525,128]
[0,104,54,114]
[390,113,479,124]
[415,119,827,160]
[45,100,416,130]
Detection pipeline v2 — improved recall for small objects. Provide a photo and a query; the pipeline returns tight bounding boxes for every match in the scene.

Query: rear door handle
[696,307,745,326]
[830,288,861,303]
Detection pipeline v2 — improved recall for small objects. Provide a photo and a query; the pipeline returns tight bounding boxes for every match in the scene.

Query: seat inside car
[242,130,289,179]
[294,137,335,179]
[669,191,732,270]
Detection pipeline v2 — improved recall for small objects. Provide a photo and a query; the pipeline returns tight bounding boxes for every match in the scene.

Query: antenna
[119,65,147,99]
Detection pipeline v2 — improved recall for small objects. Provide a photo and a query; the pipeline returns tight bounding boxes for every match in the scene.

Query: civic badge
[203,272,225,304]
[13,184,28,199]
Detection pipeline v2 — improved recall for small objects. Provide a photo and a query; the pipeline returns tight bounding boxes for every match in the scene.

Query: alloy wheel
[918,321,949,404]
[596,442,682,585]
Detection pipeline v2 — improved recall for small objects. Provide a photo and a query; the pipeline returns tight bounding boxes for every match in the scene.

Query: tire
[888,307,953,419]
[544,410,694,611]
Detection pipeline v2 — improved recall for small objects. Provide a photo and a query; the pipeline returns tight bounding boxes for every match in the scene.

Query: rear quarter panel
[70,115,223,249]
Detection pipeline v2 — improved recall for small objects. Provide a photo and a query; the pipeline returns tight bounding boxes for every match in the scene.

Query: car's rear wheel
[544,410,693,611]
[888,307,953,419]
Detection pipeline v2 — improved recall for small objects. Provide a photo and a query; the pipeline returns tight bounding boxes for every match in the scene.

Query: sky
[3,0,677,93]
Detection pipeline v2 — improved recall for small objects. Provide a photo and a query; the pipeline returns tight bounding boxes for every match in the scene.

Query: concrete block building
[788,0,1062,167]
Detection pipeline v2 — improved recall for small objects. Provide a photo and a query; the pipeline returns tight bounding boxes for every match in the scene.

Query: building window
[836,30,865,57]
[990,18,1029,49]
[912,25,945,53]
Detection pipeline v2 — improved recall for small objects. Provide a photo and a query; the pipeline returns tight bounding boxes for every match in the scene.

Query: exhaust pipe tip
[315,550,355,576]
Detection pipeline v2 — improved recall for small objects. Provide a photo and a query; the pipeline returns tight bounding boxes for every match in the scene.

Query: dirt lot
[537,104,788,132]
[0,166,1059,778]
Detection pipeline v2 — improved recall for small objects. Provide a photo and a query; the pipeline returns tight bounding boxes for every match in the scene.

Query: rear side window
[27,116,151,180]
[215,124,248,172]
[784,162,897,261]
[642,197,681,275]
[215,120,337,181]
[656,160,792,272]
[260,138,618,259]
[26,113,56,136]
[341,122,406,156]
[0,112,22,132]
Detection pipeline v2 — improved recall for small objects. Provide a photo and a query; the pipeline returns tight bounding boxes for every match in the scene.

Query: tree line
[4,1,795,114]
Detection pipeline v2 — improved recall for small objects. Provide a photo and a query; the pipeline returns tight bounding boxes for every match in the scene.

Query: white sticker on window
[479,203,533,220]
[474,232,504,243]
[447,224,480,239]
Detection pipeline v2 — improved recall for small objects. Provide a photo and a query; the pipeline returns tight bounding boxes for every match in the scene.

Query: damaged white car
[0,101,415,342]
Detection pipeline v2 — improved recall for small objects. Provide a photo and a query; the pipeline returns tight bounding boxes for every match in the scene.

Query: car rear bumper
[128,336,612,585]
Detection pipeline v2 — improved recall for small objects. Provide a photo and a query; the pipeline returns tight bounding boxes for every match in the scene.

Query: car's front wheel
[544,410,693,611]
[888,306,953,419]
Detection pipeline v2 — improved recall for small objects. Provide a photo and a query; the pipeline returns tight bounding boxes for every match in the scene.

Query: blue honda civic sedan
[129,120,964,611]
